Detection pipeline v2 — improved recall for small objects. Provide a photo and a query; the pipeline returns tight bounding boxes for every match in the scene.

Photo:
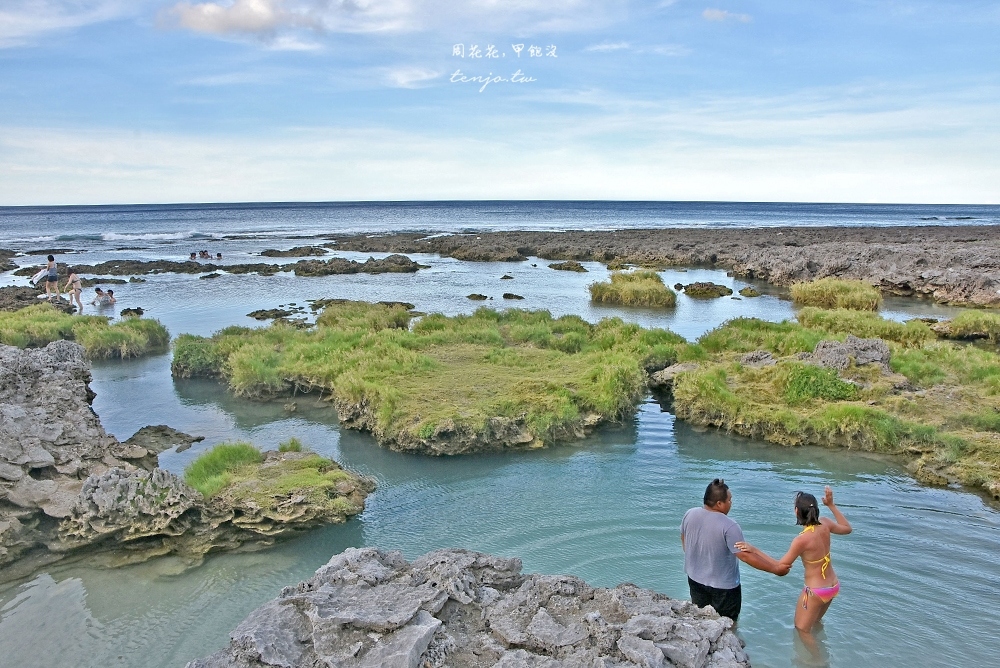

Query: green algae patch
[172,302,687,453]
[738,287,761,298]
[790,278,882,311]
[0,303,169,358]
[184,441,371,520]
[589,270,676,308]
[672,311,1000,500]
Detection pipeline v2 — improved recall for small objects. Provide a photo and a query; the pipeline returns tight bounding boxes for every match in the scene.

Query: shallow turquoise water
[1,259,997,667]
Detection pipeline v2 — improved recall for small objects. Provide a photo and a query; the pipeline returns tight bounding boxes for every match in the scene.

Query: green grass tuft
[279,437,304,452]
[589,271,677,308]
[0,303,169,358]
[780,363,860,404]
[790,278,882,311]
[183,442,264,497]
[171,302,686,448]
[946,310,1000,343]
[797,307,932,347]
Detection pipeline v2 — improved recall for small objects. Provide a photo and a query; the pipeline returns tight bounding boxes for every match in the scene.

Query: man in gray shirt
[681,478,788,622]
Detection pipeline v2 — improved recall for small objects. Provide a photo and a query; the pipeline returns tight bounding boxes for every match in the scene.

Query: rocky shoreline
[188,547,749,668]
[324,225,1000,307]
[0,341,372,581]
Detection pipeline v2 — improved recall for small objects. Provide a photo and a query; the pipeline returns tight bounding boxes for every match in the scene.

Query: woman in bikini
[64,271,83,313]
[736,486,852,633]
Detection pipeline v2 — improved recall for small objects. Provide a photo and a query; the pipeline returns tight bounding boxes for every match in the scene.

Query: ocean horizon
[1,200,999,249]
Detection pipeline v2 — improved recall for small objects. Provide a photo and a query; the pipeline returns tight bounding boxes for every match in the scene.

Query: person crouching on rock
[681,478,789,623]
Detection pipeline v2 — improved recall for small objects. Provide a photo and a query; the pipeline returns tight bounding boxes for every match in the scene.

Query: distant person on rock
[64,271,83,313]
[681,478,789,623]
[44,255,59,302]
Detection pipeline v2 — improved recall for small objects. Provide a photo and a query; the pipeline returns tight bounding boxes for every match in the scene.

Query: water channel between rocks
[1,259,999,668]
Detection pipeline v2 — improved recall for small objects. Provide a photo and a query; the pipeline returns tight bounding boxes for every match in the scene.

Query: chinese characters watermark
[451,43,557,58]
[449,42,555,92]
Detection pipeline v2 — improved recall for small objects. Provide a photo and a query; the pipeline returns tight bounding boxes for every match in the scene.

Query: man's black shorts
[688,577,742,622]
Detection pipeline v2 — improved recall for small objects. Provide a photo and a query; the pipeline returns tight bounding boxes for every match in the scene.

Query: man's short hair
[703,478,730,506]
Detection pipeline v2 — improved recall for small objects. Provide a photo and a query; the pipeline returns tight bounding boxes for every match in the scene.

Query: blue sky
[1,1,998,205]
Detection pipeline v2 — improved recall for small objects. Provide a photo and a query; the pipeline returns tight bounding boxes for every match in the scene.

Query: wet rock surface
[324,226,1000,307]
[0,286,75,313]
[187,547,749,668]
[260,246,329,257]
[10,254,428,278]
[0,342,371,578]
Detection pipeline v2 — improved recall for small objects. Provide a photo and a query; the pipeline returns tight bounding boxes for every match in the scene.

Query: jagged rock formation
[0,342,372,578]
[324,226,1000,307]
[804,335,892,373]
[10,253,428,278]
[187,547,750,668]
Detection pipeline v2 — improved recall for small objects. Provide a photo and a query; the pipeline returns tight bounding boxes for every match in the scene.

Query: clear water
[1,203,999,668]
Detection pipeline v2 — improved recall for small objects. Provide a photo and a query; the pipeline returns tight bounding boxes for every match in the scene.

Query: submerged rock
[549,261,588,272]
[187,547,749,668]
[681,282,733,298]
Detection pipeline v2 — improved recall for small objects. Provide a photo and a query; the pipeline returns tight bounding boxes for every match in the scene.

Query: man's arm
[735,548,790,575]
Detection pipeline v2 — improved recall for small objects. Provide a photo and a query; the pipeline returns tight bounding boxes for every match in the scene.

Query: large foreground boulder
[188,547,749,668]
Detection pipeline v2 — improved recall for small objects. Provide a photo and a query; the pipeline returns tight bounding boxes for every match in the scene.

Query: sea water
[1,202,999,667]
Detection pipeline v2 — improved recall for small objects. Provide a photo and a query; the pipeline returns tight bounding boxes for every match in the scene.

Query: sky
[0,0,998,205]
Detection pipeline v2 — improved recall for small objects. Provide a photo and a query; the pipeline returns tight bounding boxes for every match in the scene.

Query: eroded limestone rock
[0,342,371,577]
[187,547,750,668]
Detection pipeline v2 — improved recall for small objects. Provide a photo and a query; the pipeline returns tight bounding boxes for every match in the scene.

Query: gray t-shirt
[681,506,745,589]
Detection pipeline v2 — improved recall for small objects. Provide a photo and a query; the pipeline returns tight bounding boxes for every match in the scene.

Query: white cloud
[167,0,316,35]
[585,41,630,52]
[163,0,625,39]
[702,8,752,23]
[0,1,139,47]
[382,66,440,88]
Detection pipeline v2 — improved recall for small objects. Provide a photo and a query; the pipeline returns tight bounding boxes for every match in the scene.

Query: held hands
[822,486,835,507]
[735,541,790,576]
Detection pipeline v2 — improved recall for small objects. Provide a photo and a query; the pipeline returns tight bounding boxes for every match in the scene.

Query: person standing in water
[736,486,852,634]
[681,478,789,623]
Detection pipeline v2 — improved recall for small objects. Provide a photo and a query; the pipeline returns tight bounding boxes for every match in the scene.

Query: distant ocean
[0,201,998,249]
